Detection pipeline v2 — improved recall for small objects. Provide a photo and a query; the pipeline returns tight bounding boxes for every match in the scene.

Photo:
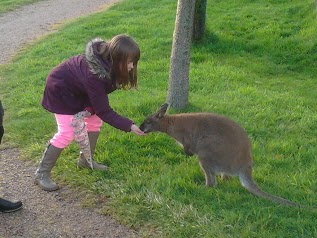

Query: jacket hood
[84,38,112,80]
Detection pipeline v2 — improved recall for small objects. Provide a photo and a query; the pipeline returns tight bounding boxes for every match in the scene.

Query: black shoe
[0,198,23,213]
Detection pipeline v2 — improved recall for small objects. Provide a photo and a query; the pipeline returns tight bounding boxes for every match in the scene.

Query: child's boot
[77,132,108,170]
[35,143,63,191]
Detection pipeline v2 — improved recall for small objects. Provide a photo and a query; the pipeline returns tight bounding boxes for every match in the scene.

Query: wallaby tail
[239,173,303,207]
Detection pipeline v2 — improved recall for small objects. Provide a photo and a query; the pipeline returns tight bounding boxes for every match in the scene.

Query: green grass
[1,0,317,237]
[0,0,43,14]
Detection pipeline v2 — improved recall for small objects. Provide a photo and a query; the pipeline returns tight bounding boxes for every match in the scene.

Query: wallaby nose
[139,123,150,133]
[139,123,145,132]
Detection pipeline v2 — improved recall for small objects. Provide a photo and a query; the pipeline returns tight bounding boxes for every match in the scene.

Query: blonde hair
[98,34,140,89]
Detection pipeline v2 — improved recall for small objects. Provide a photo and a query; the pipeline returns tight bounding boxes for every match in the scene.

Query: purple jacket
[41,38,133,132]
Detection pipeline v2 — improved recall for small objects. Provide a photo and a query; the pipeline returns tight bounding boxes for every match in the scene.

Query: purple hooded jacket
[41,38,133,132]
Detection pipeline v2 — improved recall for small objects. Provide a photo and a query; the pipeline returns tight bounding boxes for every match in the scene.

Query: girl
[35,34,145,191]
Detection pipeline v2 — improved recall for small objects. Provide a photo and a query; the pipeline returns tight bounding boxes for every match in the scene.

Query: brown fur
[140,103,305,207]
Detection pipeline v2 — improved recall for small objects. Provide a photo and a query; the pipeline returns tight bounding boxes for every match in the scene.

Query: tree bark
[167,0,196,109]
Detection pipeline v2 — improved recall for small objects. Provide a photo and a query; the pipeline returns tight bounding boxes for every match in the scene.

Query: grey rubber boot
[35,144,63,191]
[77,132,108,170]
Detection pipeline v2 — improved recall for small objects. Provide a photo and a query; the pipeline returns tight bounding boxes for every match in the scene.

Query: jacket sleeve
[0,100,4,126]
[0,100,4,143]
[85,76,133,132]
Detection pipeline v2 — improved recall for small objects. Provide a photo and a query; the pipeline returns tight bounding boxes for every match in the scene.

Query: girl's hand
[131,124,146,136]
[83,110,92,118]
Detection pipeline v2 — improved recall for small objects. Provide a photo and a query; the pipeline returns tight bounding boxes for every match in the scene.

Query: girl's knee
[86,116,102,131]
[50,133,74,148]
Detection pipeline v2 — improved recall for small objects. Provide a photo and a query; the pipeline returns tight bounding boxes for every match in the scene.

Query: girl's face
[127,62,134,72]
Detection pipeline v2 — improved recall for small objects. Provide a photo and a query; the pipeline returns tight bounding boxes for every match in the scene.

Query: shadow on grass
[192,28,317,77]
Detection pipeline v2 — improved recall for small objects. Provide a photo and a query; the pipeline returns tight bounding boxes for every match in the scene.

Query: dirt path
[0,0,140,237]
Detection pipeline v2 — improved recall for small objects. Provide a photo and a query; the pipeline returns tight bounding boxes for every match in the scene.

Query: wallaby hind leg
[198,159,216,187]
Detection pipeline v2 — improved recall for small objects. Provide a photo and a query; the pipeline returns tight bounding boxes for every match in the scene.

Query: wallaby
[139,103,305,207]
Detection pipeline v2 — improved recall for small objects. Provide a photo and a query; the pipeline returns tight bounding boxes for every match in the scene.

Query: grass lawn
[0,0,317,237]
[0,0,43,14]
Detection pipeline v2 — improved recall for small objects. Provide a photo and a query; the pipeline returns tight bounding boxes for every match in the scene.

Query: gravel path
[0,0,119,64]
[0,0,140,237]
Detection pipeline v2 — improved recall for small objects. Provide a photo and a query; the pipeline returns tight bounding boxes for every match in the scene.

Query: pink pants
[50,114,103,149]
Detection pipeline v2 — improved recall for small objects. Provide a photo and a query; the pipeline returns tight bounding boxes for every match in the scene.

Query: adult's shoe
[0,198,23,213]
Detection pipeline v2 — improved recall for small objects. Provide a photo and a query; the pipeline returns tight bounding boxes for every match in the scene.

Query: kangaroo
[139,103,305,207]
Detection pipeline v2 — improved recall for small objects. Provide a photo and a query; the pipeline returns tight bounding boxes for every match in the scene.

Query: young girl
[35,34,145,191]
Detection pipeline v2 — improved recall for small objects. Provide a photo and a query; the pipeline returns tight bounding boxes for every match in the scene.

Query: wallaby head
[139,103,308,208]
[139,103,168,133]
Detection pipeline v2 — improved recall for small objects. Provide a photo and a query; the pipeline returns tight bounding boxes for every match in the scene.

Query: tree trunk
[193,0,207,42]
[167,0,196,109]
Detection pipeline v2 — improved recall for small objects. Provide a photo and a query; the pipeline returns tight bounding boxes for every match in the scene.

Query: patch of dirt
[0,0,140,237]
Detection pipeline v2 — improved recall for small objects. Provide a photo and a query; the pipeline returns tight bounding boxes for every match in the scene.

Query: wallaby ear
[160,103,168,111]
[156,103,168,118]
